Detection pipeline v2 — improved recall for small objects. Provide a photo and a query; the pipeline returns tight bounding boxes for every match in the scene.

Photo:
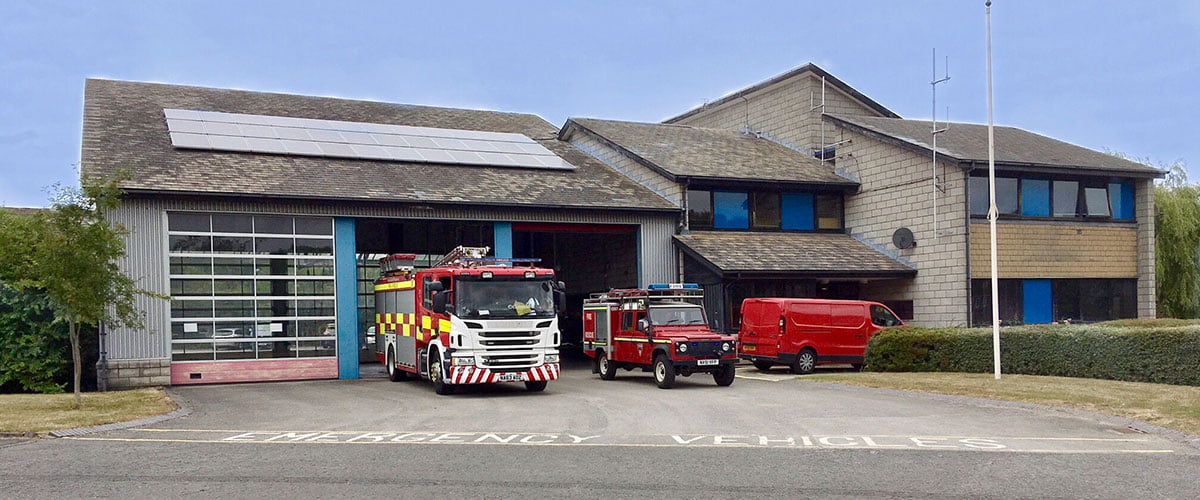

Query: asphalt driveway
[2,362,1197,498]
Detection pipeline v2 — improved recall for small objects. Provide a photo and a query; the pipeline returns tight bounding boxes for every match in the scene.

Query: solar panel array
[163,109,575,170]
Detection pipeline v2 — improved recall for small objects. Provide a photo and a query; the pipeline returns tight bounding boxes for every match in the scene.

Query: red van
[738,298,904,374]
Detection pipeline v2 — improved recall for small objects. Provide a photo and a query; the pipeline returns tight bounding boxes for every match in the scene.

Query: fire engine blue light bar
[648,283,700,289]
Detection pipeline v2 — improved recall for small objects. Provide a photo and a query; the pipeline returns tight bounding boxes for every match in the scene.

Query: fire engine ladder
[432,245,491,268]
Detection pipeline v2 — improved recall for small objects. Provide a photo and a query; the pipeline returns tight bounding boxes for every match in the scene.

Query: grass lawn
[0,389,176,434]
[804,372,1200,436]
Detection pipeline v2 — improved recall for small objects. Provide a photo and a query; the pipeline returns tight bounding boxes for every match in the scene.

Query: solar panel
[163,108,575,170]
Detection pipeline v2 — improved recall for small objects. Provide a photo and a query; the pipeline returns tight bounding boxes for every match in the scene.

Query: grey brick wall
[834,126,971,327]
[1136,178,1157,318]
[671,73,885,152]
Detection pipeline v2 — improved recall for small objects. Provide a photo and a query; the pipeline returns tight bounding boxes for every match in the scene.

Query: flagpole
[985,0,1002,380]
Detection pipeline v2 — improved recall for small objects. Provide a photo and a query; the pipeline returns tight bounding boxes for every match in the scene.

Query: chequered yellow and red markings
[448,363,560,384]
[376,313,422,340]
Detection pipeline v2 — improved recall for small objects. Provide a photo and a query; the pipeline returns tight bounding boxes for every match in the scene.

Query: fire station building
[84,63,1161,388]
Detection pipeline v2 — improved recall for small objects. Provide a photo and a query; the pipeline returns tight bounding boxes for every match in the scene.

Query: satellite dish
[892,227,916,249]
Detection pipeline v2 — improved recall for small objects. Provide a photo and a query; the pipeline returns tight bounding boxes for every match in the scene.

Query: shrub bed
[864,324,1200,386]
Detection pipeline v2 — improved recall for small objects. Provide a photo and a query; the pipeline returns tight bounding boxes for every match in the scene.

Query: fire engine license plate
[696,359,719,366]
[496,373,524,382]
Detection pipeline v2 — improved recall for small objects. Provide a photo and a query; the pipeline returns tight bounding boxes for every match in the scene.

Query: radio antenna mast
[931,48,950,239]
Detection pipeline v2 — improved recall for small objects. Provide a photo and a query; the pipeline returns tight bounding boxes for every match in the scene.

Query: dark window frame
[685,187,844,233]
[969,172,1135,223]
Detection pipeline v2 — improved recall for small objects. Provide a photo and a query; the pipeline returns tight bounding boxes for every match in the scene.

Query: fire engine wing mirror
[553,290,566,313]
[427,282,445,292]
[637,318,651,334]
[431,290,453,315]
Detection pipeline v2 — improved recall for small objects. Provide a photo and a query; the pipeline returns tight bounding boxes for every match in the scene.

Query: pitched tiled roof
[1,207,47,217]
[564,118,857,187]
[664,63,900,123]
[826,114,1163,176]
[674,231,915,277]
[80,79,677,211]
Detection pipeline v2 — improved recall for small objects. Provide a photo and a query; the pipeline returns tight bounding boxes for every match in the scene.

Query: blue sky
[2,1,1197,207]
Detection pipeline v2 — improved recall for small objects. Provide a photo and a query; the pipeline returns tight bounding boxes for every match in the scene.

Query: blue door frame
[334,218,359,379]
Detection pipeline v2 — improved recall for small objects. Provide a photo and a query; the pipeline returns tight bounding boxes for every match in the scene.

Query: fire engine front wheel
[597,354,617,380]
[524,380,548,392]
[653,354,676,389]
[429,352,453,395]
[386,348,408,382]
[713,363,736,386]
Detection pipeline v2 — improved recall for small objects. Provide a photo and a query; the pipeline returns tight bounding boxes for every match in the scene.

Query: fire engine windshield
[456,279,556,319]
[648,305,707,326]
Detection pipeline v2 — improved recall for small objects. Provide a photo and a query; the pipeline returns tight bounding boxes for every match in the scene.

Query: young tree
[0,177,154,407]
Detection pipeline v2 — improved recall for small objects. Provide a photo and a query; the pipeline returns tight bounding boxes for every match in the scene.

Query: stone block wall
[102,358,172,388]
[1136,178,1157,318]
[834,126,971,327]
[670,73,885,152]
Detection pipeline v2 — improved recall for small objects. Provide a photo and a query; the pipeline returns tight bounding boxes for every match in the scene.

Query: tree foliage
[0,285,69,393]
[0,175,157,405]
[1107,153,1198,319]
[1155,162,1200,318]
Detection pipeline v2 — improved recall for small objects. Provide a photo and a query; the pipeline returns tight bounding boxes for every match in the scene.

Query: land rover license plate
[696,359,719,366]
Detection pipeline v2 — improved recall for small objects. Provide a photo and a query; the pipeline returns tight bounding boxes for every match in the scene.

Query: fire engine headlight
[677,343,688,353]
[451,357,475,366]
[722,342,732,352]
[545,354,559,363]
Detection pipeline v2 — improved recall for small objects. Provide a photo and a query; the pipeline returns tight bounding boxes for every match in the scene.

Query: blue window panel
[1110,182,1135,220]
[1021,179,1050,217]
[334,217,359,379]
[781,193,815,230]
[1022,280,1053,324]
[713,191,749,229]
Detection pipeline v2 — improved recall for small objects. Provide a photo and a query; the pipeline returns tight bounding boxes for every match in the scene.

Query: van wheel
[653,354,676,389]
[791,349,817,375]
[713,364,736,386]
[752,360,774,372]
[598,353,617,380]
[429,351,453,395]
[387,348,407,382]
[524,380,548,392]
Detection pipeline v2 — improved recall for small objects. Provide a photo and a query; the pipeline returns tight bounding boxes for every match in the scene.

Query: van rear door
[740,300,781,358]
[784,302,830,356]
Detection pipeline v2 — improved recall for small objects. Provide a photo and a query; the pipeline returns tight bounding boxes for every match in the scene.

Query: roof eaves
[678,175,859,190]
[825,114,968,166]
[120,188,682,213]
[560,119,681,182]
[663,63,901,124]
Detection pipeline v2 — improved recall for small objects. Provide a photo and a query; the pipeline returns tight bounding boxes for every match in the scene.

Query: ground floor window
[168,212,337,362]
[971,278,1136,326]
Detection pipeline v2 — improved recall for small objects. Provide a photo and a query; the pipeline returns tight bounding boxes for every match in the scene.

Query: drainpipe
[97,322,109,392]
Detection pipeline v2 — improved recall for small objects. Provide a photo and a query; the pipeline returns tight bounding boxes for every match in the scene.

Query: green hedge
[864,324,1200,386]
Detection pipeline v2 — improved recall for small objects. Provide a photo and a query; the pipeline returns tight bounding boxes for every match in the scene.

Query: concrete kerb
[48,388,191,438]
[800,379,1200,452]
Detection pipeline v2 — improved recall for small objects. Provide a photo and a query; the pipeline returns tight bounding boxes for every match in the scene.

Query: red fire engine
[373,247,565,395]
[582,284,737,389]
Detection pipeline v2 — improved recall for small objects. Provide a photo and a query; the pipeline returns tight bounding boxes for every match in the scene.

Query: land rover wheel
[598,353,617,380]
[752,360,774,372]
[653,354,676,389]
[791,349,816,375]
[524,380,548,392]
[713,363,736,386]
[429,352,453,395]
[387,348,407,382]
